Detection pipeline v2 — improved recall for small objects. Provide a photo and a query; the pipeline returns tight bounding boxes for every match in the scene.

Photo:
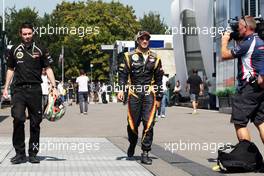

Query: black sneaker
[127,144,136,158]
[141,151,152,165]
[28,155,40,164]
[10,154,27,164]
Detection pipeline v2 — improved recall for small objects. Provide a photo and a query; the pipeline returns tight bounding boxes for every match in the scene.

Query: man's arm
[2,68,14,98]
[154,58,163,101]
[117,53,129,101]
[221,32,234,60]
[46,67,58,97]
[258,75,264,89]
[3,46,16,98]
[199,83,204,96]
[186,76,191,93]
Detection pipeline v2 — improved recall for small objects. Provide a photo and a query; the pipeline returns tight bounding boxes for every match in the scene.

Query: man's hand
[2,88,9,99]
[156,101,161,108]
[117,91,124,101]
[221,32,231,43]
[258,75,264,89]
[199,91,203,96]
[51,88,58,98]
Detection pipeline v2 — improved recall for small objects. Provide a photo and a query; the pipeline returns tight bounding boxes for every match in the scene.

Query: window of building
[243,0,260,17]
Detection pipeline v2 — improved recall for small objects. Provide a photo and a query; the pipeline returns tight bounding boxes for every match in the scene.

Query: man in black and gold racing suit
[117,31,163,165]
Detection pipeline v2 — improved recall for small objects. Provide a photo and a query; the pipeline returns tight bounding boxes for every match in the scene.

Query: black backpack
[217,140,263,173]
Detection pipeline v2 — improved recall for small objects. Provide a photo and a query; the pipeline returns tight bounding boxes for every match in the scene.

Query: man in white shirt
[157,74,169,118]
[57,81,64,102]
[41,68,50,112]
[76,69,89,114]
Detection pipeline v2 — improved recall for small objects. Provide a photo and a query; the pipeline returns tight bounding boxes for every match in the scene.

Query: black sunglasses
[139,36,150,41]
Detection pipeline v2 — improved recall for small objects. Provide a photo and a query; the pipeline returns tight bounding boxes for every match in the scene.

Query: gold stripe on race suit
[142,90,156,142]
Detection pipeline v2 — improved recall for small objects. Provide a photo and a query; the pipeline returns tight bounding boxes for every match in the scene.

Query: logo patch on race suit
[132,54,139,61]
[149,58,155,62]
[16,51,24,59]
[119,63,125,68]
[132,62,141,66]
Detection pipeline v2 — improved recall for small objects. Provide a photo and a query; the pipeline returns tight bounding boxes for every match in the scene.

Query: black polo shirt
[187,74,202,94]
[7,41,53,86]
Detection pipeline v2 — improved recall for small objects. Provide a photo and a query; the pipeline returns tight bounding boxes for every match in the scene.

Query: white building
[171,0,263,92]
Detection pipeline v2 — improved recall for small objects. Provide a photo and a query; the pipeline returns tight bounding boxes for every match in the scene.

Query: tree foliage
[3,1,169,82]
[46,0,140,81]
[139,11,167,34]
[5,7,40,44]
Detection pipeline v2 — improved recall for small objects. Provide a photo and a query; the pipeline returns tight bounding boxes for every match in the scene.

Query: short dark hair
[19,22,34,33]
[192,69,198,74]
[79,69,85,75]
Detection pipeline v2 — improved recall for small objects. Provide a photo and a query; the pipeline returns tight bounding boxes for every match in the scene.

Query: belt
[15,83,40,88]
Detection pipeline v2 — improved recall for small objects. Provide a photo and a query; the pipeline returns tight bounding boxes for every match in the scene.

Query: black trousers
[127,91,156,152]
[11,84,42,156]
[101,92,108,104]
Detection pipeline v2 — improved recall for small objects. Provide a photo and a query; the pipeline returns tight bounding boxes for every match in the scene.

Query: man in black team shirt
[2,22,57,164]
[186,69,203,114]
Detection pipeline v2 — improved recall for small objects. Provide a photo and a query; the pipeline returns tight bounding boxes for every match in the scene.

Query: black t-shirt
[187,74,202,94]
[7,42,53,86]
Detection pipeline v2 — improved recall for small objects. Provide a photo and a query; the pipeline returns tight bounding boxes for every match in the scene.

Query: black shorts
[231,84,264,126]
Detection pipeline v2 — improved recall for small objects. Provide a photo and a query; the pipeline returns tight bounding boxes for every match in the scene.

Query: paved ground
[0,103,264,176]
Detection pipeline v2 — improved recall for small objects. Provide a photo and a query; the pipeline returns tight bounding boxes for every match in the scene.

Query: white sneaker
[192,110,198,115]
[161,115,166,118]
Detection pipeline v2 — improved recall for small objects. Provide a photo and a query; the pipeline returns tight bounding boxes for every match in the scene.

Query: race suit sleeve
[154,58,164,101]
[118,52,129,91]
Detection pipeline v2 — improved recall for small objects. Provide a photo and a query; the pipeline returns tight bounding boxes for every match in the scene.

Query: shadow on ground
[0,116,9,123]
[116,155,158,161]
[37,156,66,161]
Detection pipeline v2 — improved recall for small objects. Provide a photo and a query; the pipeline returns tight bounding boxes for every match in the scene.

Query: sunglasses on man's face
[139,36,150,41]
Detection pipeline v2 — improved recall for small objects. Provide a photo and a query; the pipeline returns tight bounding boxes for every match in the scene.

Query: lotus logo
[16,51,24,59]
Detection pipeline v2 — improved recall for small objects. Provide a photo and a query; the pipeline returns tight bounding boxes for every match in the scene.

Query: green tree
[49,0,140,81]
[139,11,168,34]
[5,7,40,44]
[3,1,140,81]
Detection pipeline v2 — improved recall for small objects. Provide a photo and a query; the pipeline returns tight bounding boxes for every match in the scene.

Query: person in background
[57,81,64,102]
[157,74,169,119]
[76,69,89,115]
[186,69,203,114]
[67,80,74,106]
[41,68,50,113]
[173,80,182,106]
[101,82,108,104]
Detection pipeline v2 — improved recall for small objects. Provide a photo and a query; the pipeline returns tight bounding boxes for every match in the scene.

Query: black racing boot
[10,154,27,164]
[141,151,152,165]
[28,155,40,164]
[127,144,136,158]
